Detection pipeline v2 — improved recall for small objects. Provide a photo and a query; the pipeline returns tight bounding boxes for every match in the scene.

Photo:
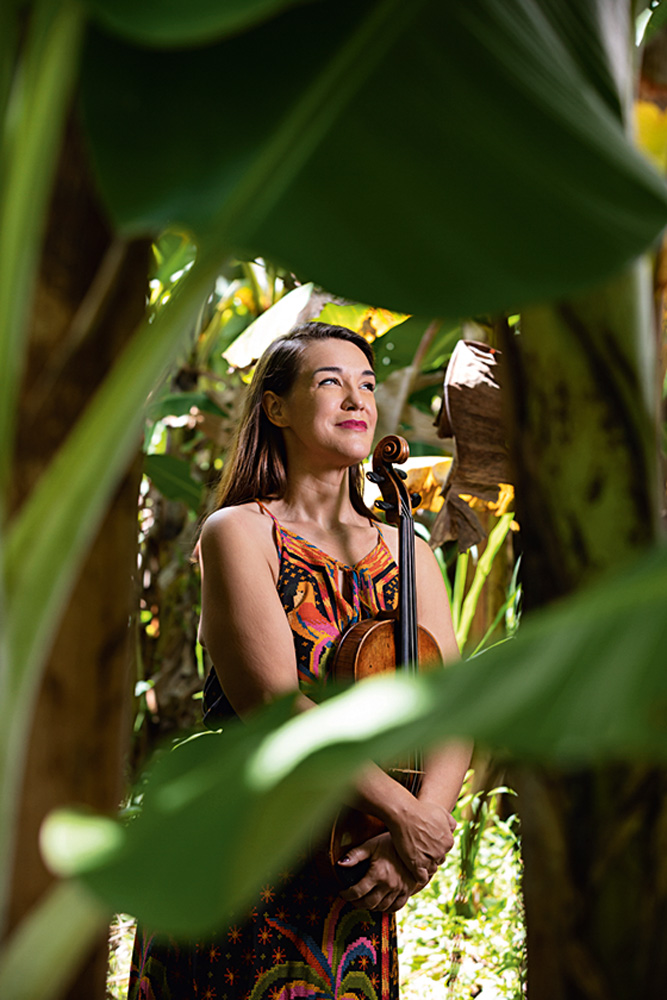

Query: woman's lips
[337,420,367,430]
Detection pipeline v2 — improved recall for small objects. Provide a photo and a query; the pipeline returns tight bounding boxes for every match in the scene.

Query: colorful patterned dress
[128,503,400,1000]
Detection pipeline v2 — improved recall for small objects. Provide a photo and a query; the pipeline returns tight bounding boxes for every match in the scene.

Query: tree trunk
[499,261,667,998]
[5,119,148,999]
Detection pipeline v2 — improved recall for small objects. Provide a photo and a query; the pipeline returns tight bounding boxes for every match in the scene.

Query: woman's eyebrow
[312,366,375,377]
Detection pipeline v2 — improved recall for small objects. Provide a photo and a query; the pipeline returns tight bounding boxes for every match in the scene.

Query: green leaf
[421,325,463,373]
[315,302,409,340]
[43,543,667,935]
[80,0,667,319]
[151,229,197,288]
[372,317,429,380]
[644,0,667,41]
[144,454,203,510]
[85,0,313,48]
[44,684,448,934]
[146,390,224,421]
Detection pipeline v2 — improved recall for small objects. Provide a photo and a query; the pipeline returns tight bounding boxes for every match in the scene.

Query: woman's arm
[199,507,310,714]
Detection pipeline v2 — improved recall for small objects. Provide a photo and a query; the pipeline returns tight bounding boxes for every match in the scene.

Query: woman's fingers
[387,892,410,913]
[337,843,372,867]
[339,833,421,910]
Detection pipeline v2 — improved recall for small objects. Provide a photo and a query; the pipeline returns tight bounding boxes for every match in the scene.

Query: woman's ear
[262,390,289,427]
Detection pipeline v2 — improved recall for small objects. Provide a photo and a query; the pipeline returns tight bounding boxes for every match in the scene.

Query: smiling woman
[127,323,469,1000]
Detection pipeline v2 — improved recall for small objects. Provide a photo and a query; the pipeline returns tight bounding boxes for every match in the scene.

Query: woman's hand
[386,799,456,884]
[338,833,424,912]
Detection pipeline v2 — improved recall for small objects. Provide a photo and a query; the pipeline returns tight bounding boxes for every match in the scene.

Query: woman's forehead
[298,338,374,375]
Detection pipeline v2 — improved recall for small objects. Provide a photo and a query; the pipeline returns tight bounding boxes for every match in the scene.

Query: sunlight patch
[40,809,125,877]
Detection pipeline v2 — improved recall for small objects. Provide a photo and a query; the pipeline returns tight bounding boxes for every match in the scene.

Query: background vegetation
[1,2,667,999]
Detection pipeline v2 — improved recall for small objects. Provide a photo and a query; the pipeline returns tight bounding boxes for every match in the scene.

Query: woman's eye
[318,377,338,386]
[362,382,376,392]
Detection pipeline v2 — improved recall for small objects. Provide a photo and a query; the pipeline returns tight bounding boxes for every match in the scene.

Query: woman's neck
[275,468,360,531]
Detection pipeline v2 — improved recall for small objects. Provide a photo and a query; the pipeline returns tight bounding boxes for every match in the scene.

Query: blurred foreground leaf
[81,0,667,318]
[86,0,310,47]
[42,544,667,936]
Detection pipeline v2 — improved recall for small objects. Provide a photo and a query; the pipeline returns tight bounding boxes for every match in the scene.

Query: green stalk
[451,550,469,637]
[0,0,85,938]
[0,2,19,174]
[0,880,107,1000]
[456,513,514,650]
[241,260,265,313]
[470,594,515,656]
[0,0,85,498]
[0,245,228,933]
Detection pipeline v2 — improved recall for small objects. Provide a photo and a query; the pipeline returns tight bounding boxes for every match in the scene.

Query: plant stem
[456,513,513,649]
[0,0,85,500]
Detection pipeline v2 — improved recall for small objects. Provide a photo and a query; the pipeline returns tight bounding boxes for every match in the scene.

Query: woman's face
[264,338,377,467]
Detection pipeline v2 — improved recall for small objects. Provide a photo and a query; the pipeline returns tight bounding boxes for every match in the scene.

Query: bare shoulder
[200,503,277,570]
[203,503,268,538]
[415,535,442,574]
[414,536,458,661]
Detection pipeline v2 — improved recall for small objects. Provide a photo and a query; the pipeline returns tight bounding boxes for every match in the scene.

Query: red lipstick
[338,420,368,430]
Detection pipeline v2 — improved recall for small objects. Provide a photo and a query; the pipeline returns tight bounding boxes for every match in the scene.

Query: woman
[129,322,469,1000]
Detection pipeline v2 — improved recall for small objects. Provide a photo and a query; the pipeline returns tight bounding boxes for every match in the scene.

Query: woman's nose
[343,392,362,409]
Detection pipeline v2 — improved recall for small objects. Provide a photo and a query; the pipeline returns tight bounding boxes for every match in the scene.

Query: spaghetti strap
[255,500,391,572]
[255,498,284,559]
[255,498,276,521]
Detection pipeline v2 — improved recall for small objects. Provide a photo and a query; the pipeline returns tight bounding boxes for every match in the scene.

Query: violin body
[332,613,441,685]
[328,434,443,885]
[328,616,441,880]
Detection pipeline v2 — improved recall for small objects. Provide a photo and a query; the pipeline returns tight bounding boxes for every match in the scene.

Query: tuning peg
[375,500,396,512]
[410,493,421,508]
[366,470,384,484]
[396,469,407,480]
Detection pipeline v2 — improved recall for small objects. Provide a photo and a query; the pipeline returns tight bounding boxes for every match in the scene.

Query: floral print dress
[128,502,400,1000]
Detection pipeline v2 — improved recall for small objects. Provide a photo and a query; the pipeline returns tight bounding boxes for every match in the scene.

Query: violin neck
[398,498,419,672]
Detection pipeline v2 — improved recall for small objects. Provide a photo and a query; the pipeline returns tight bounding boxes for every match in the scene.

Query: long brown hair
[215,322,376,517]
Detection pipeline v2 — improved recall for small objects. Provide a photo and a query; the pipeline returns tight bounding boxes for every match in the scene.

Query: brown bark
[6,119,148,999]
[499,266,667,998]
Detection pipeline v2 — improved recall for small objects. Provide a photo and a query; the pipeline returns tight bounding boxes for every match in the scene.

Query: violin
[329,435,442,886]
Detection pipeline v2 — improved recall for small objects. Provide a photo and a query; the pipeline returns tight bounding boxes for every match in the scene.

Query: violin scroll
[376,433,409,466]
[369,434,412,526]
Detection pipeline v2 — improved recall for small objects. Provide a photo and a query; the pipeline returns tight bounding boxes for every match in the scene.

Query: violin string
[399,486,423,796]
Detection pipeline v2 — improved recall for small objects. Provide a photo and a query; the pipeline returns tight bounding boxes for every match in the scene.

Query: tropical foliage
[1,2,667,999]
[398,781,525,999]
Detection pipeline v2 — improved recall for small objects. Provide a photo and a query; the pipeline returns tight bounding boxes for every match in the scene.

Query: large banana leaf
[42,542,667,936]
[80,0,667,318]
[85,0,311,47]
